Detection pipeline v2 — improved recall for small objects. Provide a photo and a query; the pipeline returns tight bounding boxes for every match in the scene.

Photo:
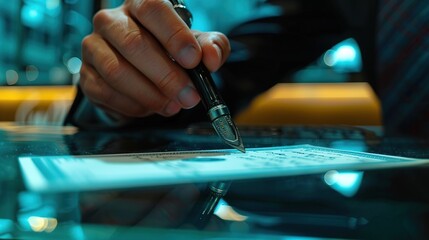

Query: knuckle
[100,58,123,84]
[209,32,230,50]
[93,9,113,30]
[165,26,188,51]
[216,32,229,45]
[157,69,181,94]
[81,36,94,56]
[121,29,148,57]
[81,35,91,49]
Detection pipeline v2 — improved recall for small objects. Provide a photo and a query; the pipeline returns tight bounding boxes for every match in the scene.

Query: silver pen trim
[211,114,245,153]
[207,104,229,121]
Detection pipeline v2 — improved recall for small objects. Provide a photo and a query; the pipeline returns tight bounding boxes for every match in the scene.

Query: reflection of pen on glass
[170,0,245,153]
[196,181,231,229]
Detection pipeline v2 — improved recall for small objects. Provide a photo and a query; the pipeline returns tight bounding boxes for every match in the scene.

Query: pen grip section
[187,63,224,110]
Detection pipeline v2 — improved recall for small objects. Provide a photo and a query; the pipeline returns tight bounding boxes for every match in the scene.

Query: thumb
[194,31,231,72]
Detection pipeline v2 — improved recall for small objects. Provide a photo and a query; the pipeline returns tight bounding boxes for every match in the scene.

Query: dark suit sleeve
[218,0,362,114]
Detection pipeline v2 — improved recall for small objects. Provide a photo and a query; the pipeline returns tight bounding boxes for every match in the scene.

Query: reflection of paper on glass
[19,145,427,192]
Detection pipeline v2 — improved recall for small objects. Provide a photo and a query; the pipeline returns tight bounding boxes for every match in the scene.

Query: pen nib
[211,115,246,153]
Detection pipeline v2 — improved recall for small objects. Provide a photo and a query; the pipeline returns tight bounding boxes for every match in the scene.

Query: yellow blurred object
[0,86,76,125]
[235,82,382,126]
[0,83,381,126]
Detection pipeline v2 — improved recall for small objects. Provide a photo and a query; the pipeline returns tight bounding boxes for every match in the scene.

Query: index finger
[125,0,201,69]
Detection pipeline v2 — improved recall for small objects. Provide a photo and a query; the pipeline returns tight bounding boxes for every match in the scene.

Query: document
[18,145,427,192]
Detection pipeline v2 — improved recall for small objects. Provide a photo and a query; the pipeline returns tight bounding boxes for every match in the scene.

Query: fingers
[80,0,232,119]
[80,64,151,118]
[195,31,231,72]
[125,0,201,69]
[92,7,200,110]
[80,39,181,117]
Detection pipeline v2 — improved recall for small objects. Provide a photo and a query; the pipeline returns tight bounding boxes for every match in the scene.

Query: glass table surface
[1,122,429,239]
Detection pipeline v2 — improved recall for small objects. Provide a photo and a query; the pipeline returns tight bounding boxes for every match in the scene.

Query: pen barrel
[170,0,228,116]
[187,63,225,110]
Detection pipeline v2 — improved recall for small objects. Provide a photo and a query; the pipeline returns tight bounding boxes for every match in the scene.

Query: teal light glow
[46,0,60,10]
[324,170,364,197]
[45,0,61,17]
[66,57,82,74]
[21,4,44,28]
[323,38,362,73]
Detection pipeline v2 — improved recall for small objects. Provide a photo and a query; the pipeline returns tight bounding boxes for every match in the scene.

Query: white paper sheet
[18,145,427,192]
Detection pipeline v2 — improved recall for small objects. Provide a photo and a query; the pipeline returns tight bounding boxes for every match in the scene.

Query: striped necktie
[376,0,429,136]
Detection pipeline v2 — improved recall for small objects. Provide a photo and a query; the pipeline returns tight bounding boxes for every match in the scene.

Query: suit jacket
[66,0,428,136]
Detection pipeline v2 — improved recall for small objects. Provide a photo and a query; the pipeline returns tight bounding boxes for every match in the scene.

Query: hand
[79,0,231,119]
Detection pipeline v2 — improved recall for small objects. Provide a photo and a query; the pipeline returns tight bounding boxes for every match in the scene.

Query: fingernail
[164,101,181,116]
[213,43,222,60]
[178,86,200,109]
[178,45,198,68]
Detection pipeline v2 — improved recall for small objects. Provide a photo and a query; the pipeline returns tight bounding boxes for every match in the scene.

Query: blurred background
[1,0,93,86]
[0,0,362,86]
[0,0,366,125]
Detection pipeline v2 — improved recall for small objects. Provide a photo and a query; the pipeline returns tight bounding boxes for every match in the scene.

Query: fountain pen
[170,0,245,153]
